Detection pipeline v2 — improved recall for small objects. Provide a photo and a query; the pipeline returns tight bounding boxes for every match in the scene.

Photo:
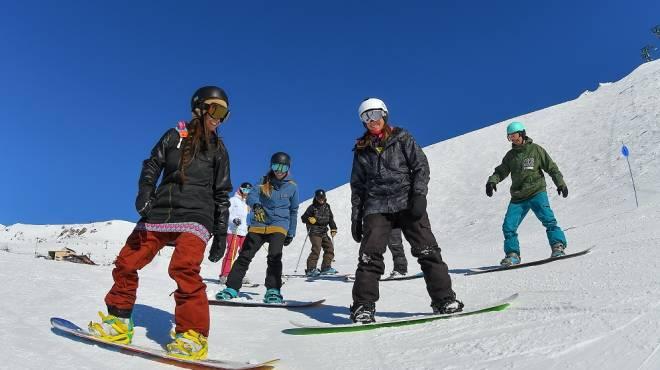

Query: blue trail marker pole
[621,143,639,208]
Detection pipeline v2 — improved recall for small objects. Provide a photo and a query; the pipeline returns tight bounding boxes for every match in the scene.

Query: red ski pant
[220,234,246,277]
[104,229,209,337]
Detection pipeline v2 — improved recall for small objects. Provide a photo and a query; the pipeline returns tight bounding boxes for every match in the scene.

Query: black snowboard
[209,298,325,308]
[466,247,594,275]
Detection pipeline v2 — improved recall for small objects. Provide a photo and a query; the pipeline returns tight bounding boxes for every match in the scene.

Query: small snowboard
[282,273,350,281]
[203,278,260,288]
[50,317,278,369]
[284,293,518,335]
[466,247,594,275]
[344,272,424,282]
[209,298,325,308]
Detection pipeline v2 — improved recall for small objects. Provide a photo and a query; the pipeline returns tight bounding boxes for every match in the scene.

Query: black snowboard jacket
[301,200,337,236]
[135,125,232,236]
[350,127,430,221]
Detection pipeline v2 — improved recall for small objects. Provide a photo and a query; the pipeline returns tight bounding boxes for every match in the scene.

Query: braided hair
[178,117,217,183]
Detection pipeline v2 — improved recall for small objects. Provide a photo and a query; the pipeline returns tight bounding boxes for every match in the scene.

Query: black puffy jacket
[301,200,337,236]
[136,125,232,236]
[350,127,429,220]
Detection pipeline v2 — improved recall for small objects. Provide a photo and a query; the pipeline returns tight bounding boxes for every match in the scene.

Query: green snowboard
[283,293,517,335]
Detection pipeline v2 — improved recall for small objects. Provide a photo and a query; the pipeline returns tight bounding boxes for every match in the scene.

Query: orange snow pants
[104,230,209,336]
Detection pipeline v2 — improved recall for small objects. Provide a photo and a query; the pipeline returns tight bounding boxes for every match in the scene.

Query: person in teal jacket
[216,152,299,303]
[486,121,568,266]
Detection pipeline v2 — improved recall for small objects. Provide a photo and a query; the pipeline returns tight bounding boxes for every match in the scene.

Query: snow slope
[1,60,660,370]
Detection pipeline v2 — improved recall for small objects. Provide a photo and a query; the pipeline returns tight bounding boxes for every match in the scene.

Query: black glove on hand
[409,195,427,220]
[232,218,242,226]
[351,218,363,243]
[557,185,568,198]
[208,234,227,262]
[253,203,267,223]
[135,189,154,217]
[486,182,497,197]
[283,235,293,246]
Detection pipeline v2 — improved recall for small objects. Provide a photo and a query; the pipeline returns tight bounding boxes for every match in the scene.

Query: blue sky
[1,0,658,225]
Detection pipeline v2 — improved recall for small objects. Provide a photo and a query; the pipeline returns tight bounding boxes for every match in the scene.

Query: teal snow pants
[502,191,567,256]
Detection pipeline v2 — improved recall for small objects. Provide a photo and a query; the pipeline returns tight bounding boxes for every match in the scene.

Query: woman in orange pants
[88,86,233,361]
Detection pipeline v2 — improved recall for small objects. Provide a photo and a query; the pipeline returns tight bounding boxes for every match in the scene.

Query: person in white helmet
[348,97,463,324]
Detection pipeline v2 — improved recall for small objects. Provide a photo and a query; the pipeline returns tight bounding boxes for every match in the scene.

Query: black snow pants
[387,228,408,274]
[226,232,285,291]
[352,211,455,305]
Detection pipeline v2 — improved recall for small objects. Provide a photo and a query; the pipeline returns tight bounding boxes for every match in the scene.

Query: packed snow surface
[2,61,659,369]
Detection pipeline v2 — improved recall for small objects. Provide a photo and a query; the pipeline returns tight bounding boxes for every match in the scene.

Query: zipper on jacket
[164,183,173,223]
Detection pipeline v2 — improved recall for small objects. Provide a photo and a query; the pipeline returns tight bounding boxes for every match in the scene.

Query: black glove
[557,185,568,198]
[232,218,242,226]
[207,234,227,262]
[486,182,497,197]
[351,218,363,243]
[409,195,427,220]
[252,203,267,223]
[283,235,293,246]
[135,188,154,217]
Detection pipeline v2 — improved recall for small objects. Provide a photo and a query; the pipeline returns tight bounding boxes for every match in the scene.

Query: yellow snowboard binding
[166,329,208,360]
[88,311,134,344]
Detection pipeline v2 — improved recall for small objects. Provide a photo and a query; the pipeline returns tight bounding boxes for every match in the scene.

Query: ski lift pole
[621,143,639,207]
[293,232,310,273]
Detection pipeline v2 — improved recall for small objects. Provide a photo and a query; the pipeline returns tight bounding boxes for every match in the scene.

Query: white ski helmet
[358,98,388,117]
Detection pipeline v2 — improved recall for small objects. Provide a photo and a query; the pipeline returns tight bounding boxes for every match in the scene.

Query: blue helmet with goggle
[270,152,291,173]
[506,121,526,135]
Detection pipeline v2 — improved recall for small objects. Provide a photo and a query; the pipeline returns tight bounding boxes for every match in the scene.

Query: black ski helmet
[270,152,291,167]
[314,189,326,201]
[190,86,229,112]
[238,182,253,195]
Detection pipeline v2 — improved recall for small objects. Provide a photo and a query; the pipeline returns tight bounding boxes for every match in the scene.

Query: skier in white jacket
[219,182,252,283]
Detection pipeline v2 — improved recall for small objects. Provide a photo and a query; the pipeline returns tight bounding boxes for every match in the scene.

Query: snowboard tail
[50,317,278,369]
[203,278,260,288]
[283,293,518,335]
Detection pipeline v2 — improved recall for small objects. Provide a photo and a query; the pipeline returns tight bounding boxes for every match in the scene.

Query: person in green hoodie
[486,121,568,266]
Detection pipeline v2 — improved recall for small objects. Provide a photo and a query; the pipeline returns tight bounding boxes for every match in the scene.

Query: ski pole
[293,232,310,273]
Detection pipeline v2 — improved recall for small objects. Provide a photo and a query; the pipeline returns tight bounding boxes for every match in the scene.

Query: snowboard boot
[500,252,521,267]
[305,268,321,277]
[88,311,134,344]
[263,288,284,304]
[551,243,566,258]
[215,287,238,300]
[166,329,208,360]
[431,296,465,314]
[319,267,338,275]
[388,270,407,279]
[350,302,376,324]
